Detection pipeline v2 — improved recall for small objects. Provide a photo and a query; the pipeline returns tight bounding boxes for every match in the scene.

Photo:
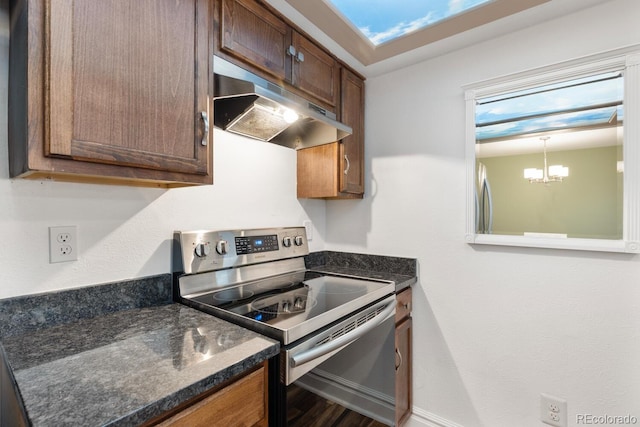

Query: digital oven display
[235,234,279,255]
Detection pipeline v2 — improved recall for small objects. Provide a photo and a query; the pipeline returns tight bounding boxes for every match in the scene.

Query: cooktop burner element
[256,279,299,291]
[211,287,254,303]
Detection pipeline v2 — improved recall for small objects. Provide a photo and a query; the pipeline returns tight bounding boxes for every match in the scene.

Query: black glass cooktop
[188,270,393,344]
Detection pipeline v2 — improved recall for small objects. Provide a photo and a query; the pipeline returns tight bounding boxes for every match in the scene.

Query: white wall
[326,1,640,426]
[0,4,326,299]
[4,0,640,426]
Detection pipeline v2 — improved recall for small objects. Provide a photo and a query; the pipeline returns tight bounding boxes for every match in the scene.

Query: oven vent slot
[315,305,387,346]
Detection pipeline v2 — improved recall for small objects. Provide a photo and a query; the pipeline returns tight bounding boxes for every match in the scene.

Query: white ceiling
[264,0,614,77]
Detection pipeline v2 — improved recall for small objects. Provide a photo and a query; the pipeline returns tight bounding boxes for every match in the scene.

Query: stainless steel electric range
[173,227,397,426]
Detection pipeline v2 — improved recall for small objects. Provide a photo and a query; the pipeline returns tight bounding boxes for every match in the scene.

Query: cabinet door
[297,142,340,198]
[47,0,210,176]
[219,0,291,81]
[155,365,268,427]
[339,68,365,194]
[297,66,364,199]
[395,317,412,426]
[395,288,412,323]
[291,31,339,110]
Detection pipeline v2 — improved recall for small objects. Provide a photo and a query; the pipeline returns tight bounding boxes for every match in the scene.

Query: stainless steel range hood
[213,56,351,149]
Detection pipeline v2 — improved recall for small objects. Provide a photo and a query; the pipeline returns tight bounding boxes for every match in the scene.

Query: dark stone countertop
[0,276,279,427]
[305,251,418,292]
[1,304,278,426]
[0,250,416,426]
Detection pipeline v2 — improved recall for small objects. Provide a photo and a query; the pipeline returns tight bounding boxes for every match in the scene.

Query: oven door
[283,295,395,385]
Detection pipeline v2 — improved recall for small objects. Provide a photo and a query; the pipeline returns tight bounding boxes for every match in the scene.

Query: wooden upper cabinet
[297,143,341,198]
[296,67,364,199]
[212,0,364,199]
[9,0,213,187]
[219,0,291,81]
[47,0,211,175]
[339,67,365,195]
[216,0,339,111]
[291,32,339,109]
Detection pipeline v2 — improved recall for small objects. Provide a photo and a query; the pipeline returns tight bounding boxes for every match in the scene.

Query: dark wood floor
[287,384,389,427]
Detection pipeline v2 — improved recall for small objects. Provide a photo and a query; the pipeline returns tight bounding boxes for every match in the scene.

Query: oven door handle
[290,299,395,367]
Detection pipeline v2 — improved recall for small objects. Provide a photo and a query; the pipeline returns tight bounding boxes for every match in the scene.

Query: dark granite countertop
[0,251,416,426]
[1,304,278,426]
[0,275,279,426]
[305,251,418,292]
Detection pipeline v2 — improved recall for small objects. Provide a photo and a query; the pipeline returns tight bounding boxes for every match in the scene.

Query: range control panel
[174,227,309,274]
[235,234,279,255]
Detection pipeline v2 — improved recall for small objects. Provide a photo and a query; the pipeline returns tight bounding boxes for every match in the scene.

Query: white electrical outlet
[541,393,567,427]
[303,220,313,241]
[49,226,78,263]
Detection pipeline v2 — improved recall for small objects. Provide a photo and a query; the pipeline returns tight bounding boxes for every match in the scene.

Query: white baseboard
[408,407,466,427]
[295,368,395,426]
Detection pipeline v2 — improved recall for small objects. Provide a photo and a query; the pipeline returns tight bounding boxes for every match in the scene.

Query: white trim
[409,406,467,427]
[623,53,640,251]
[468,234,634,253]
[465,47,640,253]
[463,44,640,95]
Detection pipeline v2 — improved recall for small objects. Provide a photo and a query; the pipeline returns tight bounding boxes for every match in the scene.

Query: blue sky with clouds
[327,0,491,45]
[475,73,624,140]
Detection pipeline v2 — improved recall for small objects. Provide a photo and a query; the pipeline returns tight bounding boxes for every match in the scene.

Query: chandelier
[523,137,569,183]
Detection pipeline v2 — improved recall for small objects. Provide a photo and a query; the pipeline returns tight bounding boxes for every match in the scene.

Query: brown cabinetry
[339,67,365,195]
[395,288,413,426]
[290,31,340,111]
[216,0,339,111]
[149,363,268,427]
[214,0,364,199]
[218,0,290,82]
[297,67,365,199]
[9,0,213,187]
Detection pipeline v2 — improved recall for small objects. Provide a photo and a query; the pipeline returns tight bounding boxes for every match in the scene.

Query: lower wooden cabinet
[151,363,268,427]
[395,288,413,426]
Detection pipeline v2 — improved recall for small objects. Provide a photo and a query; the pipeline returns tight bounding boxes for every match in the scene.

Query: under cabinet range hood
[213,56,351,149]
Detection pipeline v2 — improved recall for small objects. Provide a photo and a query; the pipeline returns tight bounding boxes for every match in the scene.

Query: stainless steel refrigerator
[476,162,493,234]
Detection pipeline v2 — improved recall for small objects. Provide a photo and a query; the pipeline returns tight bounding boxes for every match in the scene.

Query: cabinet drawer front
[395,288,412,323]
[157,366,267,427]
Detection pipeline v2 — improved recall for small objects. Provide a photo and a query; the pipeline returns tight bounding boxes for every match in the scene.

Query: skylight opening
[475,72,624,141]
[326,0,493,46]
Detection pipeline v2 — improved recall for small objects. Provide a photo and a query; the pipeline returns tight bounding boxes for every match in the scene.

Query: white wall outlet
[303,220,313,241]
[49,226,78,263]
[541,393,567,427]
